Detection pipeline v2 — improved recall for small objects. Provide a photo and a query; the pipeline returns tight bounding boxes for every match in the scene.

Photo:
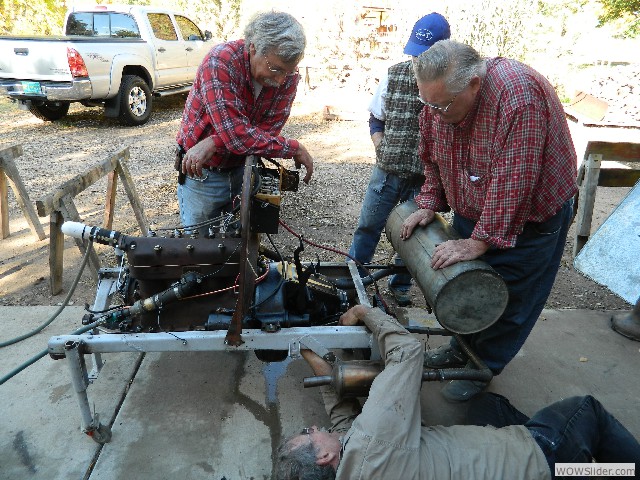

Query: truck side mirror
[204,30,212,41]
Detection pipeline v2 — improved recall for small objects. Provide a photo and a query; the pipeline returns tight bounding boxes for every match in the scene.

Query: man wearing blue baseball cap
[348,13,450,306]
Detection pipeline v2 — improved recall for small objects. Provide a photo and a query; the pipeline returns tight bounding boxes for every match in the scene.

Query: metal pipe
[385,201,509,334]
[303,359,493,398]
[65,341,96,432]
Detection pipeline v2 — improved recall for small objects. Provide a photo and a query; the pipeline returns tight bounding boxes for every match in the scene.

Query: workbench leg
[0,169,8,239]
[574,153,601,256]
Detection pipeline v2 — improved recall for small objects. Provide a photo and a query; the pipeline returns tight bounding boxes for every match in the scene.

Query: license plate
[21,81,42,95]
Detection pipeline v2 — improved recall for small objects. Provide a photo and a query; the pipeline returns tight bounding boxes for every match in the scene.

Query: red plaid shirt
[176,39,300,167]
[415,58,578,248]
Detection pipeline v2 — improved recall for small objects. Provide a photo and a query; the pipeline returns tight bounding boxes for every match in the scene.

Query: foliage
[173,0,242,41]
[597,0,640,36]
[0,0,66,35]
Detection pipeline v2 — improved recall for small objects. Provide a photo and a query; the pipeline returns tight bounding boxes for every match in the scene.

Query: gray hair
[274,435,335,480]
[244,11,306,64]
[413,40,487,94]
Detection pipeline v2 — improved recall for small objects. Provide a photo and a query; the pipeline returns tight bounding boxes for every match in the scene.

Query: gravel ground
[0,83,633,310]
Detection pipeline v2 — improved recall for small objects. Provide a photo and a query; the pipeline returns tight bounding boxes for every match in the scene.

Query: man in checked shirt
[175,11,314,230]
[401,40,578,402]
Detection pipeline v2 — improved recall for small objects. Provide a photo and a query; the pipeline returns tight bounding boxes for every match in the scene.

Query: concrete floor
[1,306,639,479]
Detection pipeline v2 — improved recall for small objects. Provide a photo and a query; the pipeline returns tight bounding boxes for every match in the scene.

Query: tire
[118,75,152,126]
[28,102,70,121]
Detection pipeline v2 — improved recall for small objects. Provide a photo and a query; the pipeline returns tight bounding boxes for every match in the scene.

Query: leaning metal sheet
[574,180,640,304]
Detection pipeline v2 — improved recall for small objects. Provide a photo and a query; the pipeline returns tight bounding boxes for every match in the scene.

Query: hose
[0,240,93,348]
[0,240,97,385]
[0,317,105,385]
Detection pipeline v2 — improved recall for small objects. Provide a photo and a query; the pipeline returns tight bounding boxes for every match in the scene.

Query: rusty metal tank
[386,201,508,334]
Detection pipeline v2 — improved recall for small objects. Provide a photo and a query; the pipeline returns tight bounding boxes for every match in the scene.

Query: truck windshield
[66,12,141,38]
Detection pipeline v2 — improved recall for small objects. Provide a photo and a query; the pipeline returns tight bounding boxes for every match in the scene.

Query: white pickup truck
[0,6,212,126]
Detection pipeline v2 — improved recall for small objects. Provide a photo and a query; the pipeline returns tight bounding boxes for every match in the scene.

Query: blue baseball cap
[403,12,451,56]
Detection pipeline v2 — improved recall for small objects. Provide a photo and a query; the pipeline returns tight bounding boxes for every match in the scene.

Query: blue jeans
[451,198,574,373]
[349,166,422,290]
[177,167,244,230]
[467,393,640,476]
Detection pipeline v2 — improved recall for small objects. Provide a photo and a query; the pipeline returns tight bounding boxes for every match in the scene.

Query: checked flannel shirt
[176,39,300,168]
[415,57,578,248]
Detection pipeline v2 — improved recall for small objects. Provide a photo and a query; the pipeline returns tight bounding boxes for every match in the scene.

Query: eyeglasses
[300,427,315,448]
[418,94,457,114]
[300,426,327,438]
[263,54,298,77]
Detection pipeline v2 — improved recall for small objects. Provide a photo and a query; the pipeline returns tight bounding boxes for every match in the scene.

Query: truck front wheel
[28,102,70,121]
[118,75,152,126]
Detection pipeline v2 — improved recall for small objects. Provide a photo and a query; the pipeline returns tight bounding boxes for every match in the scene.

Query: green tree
[597,0,640,36]
[0,0,66,35]
[174,0,242,41]
[442,0,536,61]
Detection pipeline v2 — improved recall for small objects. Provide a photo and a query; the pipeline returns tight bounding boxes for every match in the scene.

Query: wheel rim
[128,86,147,117]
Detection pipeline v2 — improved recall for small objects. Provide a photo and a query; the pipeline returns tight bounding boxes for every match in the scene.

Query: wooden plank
[574,153,602,256]
[104,170,118,230]
[36,147,128,217]
[116,154,149,235]
[585,142,640,163]
[49,210,65,295]
[598,169,640,187]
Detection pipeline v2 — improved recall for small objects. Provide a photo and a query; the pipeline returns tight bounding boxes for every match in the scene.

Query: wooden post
[116,158,149,235]
[49,210,65,295]
[48,196,101,295]
[58,195,101,279]
[0,164,7,238]
[0,144,46,240]
[104,170,118,230]
[574,153,602,256]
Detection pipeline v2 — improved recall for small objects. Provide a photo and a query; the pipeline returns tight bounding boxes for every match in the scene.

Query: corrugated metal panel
[574,180,640,304]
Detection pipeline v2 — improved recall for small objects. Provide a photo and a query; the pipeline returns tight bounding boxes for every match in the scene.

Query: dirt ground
[0,86,633,311]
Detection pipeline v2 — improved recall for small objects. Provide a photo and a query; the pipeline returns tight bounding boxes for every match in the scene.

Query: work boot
[441,379,489,403]
[424,344,468,368]
[611,297,640,342]
[389,286,412,307]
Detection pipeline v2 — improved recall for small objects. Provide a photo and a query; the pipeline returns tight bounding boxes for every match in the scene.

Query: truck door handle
[185,47,193,52]
[158,47,166,52]
[14,48,29,56]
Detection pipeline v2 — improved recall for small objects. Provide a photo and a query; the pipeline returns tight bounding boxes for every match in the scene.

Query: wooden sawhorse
[0,144,46,241]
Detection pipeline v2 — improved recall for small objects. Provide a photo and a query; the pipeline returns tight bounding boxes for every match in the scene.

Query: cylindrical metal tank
[386,201,508,334]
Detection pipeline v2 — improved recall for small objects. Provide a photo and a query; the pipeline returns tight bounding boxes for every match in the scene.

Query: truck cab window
[93,14,110,37]
[66,13,93,36]
[175,15,202,41]
[110,14,140,38]
[148,13,178,41]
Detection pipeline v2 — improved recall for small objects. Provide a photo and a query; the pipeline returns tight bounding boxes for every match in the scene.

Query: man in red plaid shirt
[176,11,314,230]
[402,40,578,402]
